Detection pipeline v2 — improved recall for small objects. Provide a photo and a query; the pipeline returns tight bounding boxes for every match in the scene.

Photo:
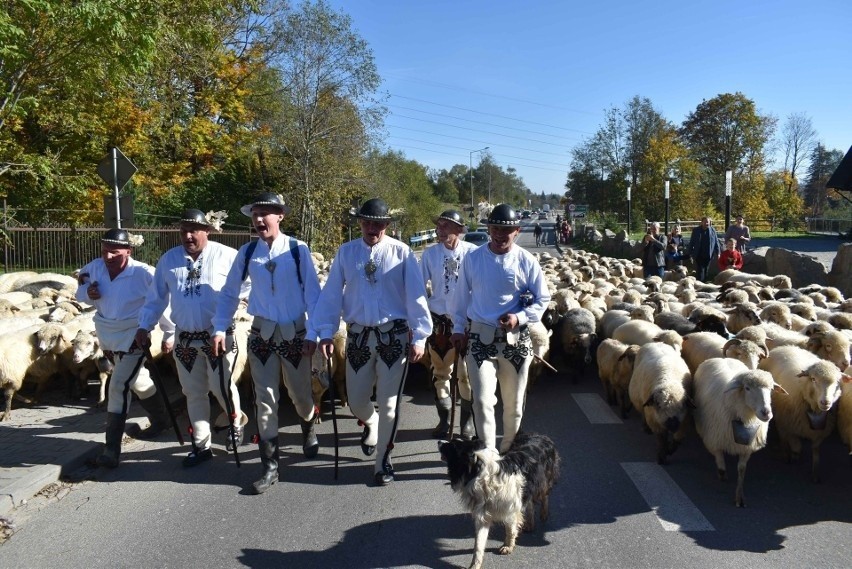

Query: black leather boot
[252,438,279,494]
[300,417,319,459]
[459,398,476,441]
[96,413,126,468]
[132,394,170,440]
[432,396,452,439]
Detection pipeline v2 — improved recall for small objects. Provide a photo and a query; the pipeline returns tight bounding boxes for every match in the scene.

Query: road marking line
[571,393,622,424]
[621,462,715,531]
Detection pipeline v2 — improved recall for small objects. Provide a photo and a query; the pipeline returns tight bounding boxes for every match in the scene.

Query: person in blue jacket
[688,216,721,282]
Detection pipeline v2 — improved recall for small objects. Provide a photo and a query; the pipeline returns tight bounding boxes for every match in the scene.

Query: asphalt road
[2,222,850,568]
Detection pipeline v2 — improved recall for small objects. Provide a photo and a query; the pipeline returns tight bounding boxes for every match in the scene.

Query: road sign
[571,212,586,219]
[568,204,576,211]
[97,147,137,191]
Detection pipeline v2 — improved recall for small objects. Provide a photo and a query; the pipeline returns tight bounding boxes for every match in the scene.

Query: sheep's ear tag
[806,410,828,431]
[731,419,758,445]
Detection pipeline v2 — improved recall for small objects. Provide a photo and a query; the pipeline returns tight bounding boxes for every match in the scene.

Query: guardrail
[408,229,437,248]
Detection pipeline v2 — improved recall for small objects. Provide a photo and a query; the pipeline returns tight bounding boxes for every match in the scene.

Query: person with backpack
[212,192,322,494]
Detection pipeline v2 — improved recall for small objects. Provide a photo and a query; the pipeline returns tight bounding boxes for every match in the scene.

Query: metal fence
[2,225,254,273]
[806,217,852,236]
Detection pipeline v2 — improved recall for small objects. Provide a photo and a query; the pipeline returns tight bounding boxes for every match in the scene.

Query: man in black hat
[212,193,323,494]
[75,229,174,468]
[449,204,550,454]
[313,197,432,486]
[136,209,248,467]
[420,209,477,440]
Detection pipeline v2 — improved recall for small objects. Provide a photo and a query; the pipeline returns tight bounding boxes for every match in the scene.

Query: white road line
[621,462,715,532]
[571,393,622,424]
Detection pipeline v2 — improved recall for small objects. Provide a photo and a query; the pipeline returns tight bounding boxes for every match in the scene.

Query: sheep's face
[72,332,97,363]
[737,371,778,422]
[807,333,852,371]
[799,361,844,412]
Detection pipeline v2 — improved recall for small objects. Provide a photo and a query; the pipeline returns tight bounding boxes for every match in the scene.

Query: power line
[389,93,596,136]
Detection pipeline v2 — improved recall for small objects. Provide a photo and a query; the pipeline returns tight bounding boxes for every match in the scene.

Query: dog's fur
[439,432,561,569]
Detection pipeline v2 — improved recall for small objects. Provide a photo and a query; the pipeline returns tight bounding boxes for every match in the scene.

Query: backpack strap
[290,237,304,292]
[241,240,259,282]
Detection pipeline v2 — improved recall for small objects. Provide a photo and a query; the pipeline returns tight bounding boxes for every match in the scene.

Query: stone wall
[594,229,841,288]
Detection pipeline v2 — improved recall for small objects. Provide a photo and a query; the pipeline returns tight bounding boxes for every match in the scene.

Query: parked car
[463,231,490,246]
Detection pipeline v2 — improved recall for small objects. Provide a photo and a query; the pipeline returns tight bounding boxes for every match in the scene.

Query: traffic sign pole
[112,148,121,228]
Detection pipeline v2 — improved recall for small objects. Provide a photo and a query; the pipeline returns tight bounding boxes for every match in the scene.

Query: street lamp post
[725,170,733,231]
[626,185,632,235]
[664,179,671,235]
[470,146,489,217]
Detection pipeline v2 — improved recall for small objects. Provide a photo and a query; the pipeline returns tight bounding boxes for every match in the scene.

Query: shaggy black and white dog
[439,433,561,569]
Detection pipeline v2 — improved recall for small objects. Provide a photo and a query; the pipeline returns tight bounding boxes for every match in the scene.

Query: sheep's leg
[618,391,630,418]
[788,435,802,463]
[713,450,727,481]
[469,520,491,569]
[735,452,750,507]
[811,442,822,484]
[1,387,13,421]
[656,432,669,465]
[97,372,109,407]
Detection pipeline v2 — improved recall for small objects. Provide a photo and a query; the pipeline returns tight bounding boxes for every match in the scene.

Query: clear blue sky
[328,0,851,198]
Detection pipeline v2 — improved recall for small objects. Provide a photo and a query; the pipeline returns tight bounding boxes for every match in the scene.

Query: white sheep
[726,302,762,334]
[596,339,640,418]
[526,321,552,388]
[838,365,852,460]
[0,324,62,421]
[759,302,793,330]
[805,330,851,371]
[599,309,630,340]
[70,329,112,406]
[693,358,787,507]
[629,341,693,464]
[759,346,852,482]
[612,319,664,347]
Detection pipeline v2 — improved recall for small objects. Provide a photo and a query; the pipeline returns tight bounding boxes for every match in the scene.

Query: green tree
[680,92,776,212]
[265,0,385,248]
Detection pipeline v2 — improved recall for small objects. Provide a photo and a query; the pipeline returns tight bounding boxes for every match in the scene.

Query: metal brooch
[265,260,276,292]
[365,258,377,283]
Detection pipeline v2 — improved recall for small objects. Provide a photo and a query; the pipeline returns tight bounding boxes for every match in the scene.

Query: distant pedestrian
[533,222,543,246]
[688,217,721,282]
[718,237,744,271]
[725,215,751,253]
[641,222,667,279]
[666,225,686,267]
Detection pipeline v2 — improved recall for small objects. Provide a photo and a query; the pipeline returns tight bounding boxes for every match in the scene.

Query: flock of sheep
[533,248,851,507]
[3,245,852,509]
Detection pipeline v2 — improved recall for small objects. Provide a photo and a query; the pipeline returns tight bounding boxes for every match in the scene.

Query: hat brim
[486,220,520,227]
[101,238,133,247]
[241,202,290,217]
[433,215,465,227]
[355,213,393,222]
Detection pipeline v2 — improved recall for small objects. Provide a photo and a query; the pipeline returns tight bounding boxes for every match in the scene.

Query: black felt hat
[486,204,520,227]
[433,209,465,228]
[240,192,290,217]
[101,228,140,247]
[355,198,393,221]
